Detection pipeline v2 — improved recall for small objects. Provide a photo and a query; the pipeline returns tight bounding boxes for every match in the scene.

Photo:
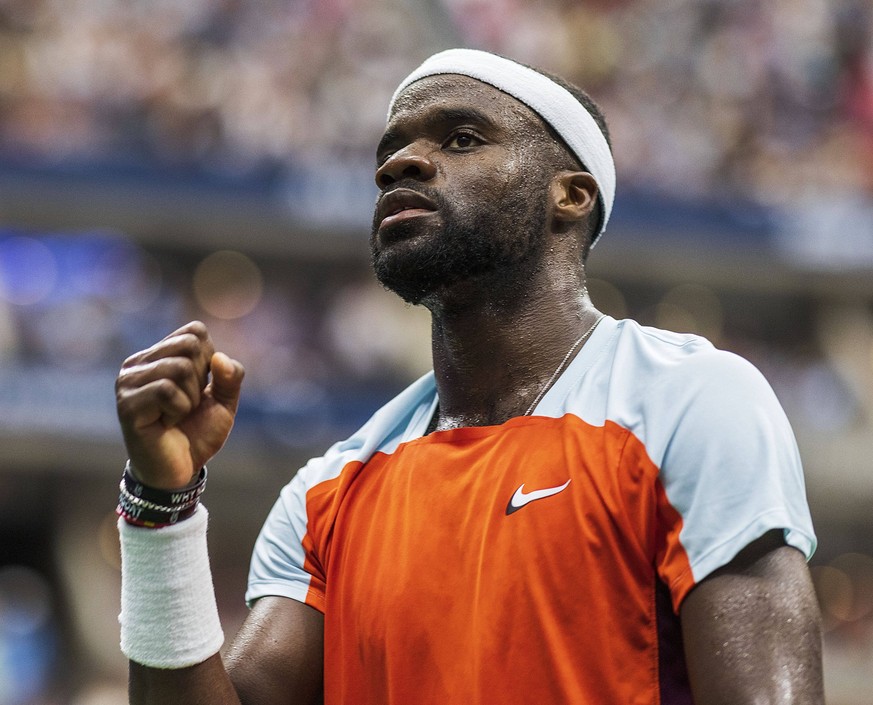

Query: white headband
[389,48,616,244]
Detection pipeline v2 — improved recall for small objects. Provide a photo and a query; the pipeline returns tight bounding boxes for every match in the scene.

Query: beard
[370,182,549,307]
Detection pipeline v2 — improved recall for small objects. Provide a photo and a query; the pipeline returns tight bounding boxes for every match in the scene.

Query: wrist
[126,458,199,490]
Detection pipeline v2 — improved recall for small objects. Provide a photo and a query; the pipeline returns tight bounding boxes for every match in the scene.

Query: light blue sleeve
[245,429,381,610]
[245,459,326,609]
[648,348,816,593]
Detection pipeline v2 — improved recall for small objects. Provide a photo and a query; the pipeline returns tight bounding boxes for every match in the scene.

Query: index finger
[159,320,211,345]
[122,321,215,386]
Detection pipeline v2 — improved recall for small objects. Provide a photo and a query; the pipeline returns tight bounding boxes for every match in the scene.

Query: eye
[444,131,483,150]
[376,151,394,168]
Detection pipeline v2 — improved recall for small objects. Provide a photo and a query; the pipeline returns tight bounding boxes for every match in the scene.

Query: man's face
[370,75,559,306]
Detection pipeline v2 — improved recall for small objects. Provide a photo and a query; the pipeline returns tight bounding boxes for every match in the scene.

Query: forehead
[386,74,548,135]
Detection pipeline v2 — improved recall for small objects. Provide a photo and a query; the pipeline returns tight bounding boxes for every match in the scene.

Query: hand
[115,321,245,489]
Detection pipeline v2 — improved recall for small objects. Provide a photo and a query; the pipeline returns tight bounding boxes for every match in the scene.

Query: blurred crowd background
[1,0,873,703]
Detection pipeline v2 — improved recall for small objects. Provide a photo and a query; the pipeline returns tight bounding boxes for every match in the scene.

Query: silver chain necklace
[524,313,605,416]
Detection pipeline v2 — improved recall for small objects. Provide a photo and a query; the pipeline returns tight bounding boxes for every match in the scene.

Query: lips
[376,188,438,230]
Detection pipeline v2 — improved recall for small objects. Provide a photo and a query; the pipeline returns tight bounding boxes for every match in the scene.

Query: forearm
[130,655,242,705]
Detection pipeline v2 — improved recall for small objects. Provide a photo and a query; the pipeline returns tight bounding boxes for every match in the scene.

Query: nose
[375,145,437,188]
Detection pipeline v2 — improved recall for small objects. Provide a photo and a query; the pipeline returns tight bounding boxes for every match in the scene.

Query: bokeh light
[814,565,855,626]
[830,553,873,622]
[193,250,264,320]
[813,553,873,633]
[0,236,58,306]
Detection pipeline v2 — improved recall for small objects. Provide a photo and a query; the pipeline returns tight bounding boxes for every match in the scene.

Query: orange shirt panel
[301,415,693,705]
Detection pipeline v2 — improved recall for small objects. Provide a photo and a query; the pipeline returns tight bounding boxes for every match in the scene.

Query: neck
[426,264,601,431]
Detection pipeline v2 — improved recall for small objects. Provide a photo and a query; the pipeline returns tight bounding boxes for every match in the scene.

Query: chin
[371,253,438,305]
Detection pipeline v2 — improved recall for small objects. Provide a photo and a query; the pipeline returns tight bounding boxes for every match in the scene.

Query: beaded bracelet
[116,462,208,529]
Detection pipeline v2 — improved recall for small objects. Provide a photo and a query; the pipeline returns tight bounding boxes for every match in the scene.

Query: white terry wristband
[118,504,224,668]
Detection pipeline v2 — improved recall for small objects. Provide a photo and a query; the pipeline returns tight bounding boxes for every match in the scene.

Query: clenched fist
[115,321,245,489]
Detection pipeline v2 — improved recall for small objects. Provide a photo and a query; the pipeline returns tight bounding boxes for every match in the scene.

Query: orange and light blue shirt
[246,316,816,704]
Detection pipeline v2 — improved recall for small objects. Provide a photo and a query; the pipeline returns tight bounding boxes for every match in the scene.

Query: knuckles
[114,323,216,423]
[117,333,211,384]
[115,390,134,418]
[180,320,209,340]
[162,356,199,385]
[153,377,180,402]
[173,333,206,360]
[115,358,202,402]
[120,326,212,370]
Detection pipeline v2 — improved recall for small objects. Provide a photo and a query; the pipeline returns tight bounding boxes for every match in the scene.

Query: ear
[550,171,599,223]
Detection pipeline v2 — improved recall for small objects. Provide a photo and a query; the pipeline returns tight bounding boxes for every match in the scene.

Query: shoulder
[592,318,778,420]
[608,318,775,404]
[612,318,744,372]
[569,318,800,482]
[553,317,780,438]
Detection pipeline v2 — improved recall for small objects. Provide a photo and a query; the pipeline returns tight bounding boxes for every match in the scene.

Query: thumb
[208,351,245,412]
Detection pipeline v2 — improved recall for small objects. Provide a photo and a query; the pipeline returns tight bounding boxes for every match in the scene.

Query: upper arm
[226,596,324,705]
[680,531,824,705]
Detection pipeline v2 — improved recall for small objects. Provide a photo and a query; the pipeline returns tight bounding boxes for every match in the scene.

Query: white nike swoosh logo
[505,479,572,515]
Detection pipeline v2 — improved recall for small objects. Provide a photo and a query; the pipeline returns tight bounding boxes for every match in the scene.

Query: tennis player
[115,49,824,704]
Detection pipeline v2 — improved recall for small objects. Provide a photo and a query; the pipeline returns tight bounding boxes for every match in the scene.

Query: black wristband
[123,462,207,506]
